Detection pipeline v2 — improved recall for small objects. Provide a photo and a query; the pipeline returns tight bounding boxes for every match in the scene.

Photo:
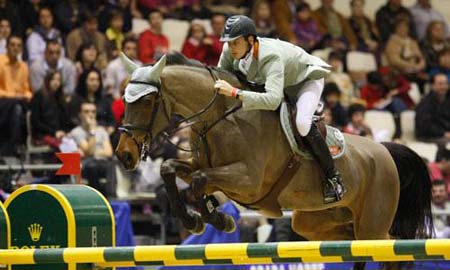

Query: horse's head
[115,53,168,170]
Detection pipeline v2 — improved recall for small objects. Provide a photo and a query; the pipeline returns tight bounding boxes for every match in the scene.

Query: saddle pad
[280,102,346,160]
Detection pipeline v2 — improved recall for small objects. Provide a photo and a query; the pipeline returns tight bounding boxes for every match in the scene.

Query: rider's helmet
[220,15,257,42]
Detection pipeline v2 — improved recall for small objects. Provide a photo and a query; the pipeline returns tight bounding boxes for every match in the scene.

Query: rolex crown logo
[28,223,43,242]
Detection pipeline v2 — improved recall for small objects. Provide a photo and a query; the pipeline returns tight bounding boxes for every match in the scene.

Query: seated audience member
[410,0,449,41]
[431,180,450,238]
[30,40,76,95]
[26,7,63,64]
[0,18,11,55]
[360,71,406,139]
[74,42,100,77]
[181,20,208,63]
[415,73,450,161]
[66,12,108,64]
[291,2,323,52]
[204,13,225,65]
[322,82,348,129]
[349,0,379,52]
[105,38,141,99]
[326,51,357,107]
[421,21,450,71]
[53,0,89,35]
[378,67,414,109]
[98,0,133,33]
[429,49,450,83]
[74,68,116,134]
[313,0,357,51]
[105,8,125,58]
[251,0,276,38]
[384,18,427,91]
[70,102,114,197]
[375,0,416,43]
[30,71,74,149]
[343,103,373,138]
[429,154,450,196]
[138,10,169,65]
[0,35,32,156]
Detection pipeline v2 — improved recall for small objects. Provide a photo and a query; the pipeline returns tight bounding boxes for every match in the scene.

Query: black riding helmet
[220,15,257,42]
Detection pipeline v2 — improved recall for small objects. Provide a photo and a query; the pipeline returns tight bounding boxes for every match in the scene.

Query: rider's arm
[238,54,284,111]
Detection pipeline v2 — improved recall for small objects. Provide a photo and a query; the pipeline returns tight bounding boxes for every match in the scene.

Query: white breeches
[295,78,324,136]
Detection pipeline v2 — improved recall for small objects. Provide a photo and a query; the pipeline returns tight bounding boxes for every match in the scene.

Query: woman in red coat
[181,20,208,63]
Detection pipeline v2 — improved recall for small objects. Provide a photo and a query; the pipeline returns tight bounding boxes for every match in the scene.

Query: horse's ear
[149,55,167,81]
[120,52,139,74]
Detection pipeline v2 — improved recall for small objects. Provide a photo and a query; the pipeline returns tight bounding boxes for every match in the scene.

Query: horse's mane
[165,52,205,67]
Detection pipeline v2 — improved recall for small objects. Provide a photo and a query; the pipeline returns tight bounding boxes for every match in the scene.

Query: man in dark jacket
[415,73,450,160]
[375,0,417,42]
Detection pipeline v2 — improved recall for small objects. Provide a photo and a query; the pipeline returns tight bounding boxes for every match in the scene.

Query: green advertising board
[5,184,115,270]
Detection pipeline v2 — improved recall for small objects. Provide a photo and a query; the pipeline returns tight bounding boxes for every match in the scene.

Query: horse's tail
[381,142,434,239]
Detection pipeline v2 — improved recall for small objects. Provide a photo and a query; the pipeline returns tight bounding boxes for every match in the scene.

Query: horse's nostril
[122,151,132,163]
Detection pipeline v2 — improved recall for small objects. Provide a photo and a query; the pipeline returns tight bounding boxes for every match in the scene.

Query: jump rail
[1,239,450,267]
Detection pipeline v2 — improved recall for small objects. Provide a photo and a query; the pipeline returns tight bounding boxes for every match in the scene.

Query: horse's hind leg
[160,159,205,234]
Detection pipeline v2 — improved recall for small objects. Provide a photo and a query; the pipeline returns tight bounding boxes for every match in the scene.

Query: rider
[214,15,345,204]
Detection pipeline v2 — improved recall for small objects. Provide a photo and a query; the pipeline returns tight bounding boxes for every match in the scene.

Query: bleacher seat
[365,110,396,142]
[162,19,190,51]
[346,51,377,73]
[408,83,421,105]
[406,141,438,163]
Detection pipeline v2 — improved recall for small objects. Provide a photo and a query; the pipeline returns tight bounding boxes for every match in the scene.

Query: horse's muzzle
[116,150,135,170]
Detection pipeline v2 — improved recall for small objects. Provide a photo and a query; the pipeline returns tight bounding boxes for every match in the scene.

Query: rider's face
[228,36,252,60]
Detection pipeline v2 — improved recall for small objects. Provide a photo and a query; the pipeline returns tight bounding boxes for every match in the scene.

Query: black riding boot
[303,124,346,204]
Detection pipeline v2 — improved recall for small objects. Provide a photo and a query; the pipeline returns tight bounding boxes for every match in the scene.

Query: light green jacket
[218,37,331,111]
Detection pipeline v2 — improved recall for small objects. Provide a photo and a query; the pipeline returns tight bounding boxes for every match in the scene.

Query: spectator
[26,7,64,64]
[415,73,450,161]
[431,180,450,238]
[30,40,77,95]
[105,37,141,99]
[378,66,414,109]
[181,20,208,63]
[343,103,373,138]
[251,0,276,38]
[204,0,249,16]
[429,157,450,195]
[325,51,357,107]
[429,49,450,83]
[75,68,116,134]
[111,78,128,125]
[0,0,23,35]
[0,35,32,156]
[105,8,125,58]
[53,0,89,35]
[18,0,46,36]
[138,10,169,64]
[272,0,296,43]
[384,18,427,91]
[360,71,406,139]
[291,2,323,52]
[421,21,450,71]
[375,0,416,43]
[98,0,133,33]
[349,0,379,52]
[66,12,109,64]
[74,42,100,78]
[321,82,348,129]
[313,0,357,51]
[0,18,11,55]
[70,101,114,197]
[30,71,74,149]
[204,13,225,66]
[410,0,449,41]
[132,0,174,18]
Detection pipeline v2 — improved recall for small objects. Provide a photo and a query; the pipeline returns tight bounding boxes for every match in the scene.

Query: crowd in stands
[0,0,449,240]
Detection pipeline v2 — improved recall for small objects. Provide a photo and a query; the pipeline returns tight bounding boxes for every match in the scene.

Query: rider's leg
[295,78,345,204]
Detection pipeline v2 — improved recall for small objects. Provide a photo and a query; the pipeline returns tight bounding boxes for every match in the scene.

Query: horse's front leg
[190,162,250,233]
[160,159,205,234]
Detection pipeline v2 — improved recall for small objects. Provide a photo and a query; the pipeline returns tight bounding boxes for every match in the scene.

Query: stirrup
[322,174,346,204]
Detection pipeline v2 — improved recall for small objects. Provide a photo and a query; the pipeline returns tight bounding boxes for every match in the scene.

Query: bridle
[118,66,242,166]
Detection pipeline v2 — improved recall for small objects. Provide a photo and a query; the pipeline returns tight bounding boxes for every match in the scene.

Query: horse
[115,53,433,268]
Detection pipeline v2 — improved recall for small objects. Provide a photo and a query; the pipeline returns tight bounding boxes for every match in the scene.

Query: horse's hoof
[221,213,236,233]
[188,212,205,235]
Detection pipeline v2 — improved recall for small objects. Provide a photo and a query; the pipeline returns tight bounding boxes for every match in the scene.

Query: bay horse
[115,53,433,267]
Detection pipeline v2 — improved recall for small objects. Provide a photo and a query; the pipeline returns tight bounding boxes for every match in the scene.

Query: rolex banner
[4,185,115,270]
